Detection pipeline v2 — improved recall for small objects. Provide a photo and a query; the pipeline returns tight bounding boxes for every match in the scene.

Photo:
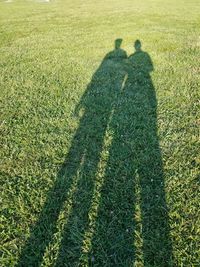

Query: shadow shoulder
[128,53,134,59]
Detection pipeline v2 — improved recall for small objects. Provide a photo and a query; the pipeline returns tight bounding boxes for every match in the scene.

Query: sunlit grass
[0,0,200,266]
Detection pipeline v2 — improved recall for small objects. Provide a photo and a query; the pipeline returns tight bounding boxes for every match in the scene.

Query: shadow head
[115,38,123,49]
[134,39,142,51]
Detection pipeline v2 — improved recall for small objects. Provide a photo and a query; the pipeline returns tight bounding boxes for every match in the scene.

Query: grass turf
[0,0,200,266]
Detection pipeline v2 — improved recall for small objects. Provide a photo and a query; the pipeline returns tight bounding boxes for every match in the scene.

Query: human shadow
[17,39,173,267]
[89,40,173,266]
[17,39,127,267]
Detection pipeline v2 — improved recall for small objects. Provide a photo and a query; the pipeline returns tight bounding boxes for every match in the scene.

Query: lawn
[0,0,200,266]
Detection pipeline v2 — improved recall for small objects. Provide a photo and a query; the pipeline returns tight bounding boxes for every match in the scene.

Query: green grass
[0,0,200,266]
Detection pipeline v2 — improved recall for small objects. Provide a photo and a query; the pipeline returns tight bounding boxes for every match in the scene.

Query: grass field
[0,0,200,266]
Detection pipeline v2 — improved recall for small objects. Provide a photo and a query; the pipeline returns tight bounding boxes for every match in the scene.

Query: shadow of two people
[18,39,173,267]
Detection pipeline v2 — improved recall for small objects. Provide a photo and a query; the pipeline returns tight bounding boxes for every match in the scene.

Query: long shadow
[90,40,173,266]
[17,39,127,267]
[18,39,173,267]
